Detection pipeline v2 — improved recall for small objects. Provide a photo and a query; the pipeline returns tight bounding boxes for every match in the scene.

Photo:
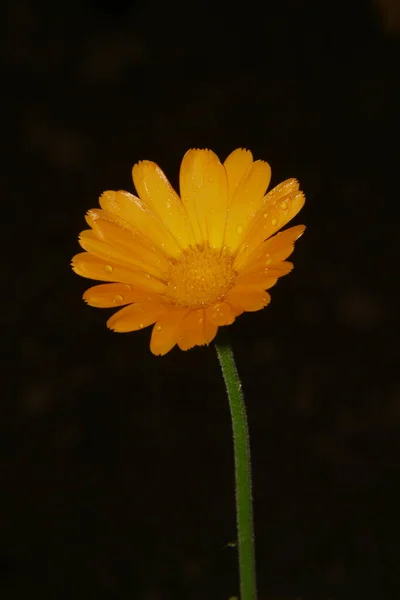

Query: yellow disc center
[166,244,236,307]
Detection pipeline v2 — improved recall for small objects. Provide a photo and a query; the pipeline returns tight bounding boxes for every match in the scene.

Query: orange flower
[72,149,305,355]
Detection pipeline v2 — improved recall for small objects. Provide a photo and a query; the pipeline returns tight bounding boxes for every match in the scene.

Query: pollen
[166,244,237,308]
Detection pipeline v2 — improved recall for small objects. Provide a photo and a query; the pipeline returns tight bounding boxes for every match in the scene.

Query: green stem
[215,329,257,600]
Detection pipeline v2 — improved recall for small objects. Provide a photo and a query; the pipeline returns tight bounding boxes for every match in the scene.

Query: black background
[3,0,399,598]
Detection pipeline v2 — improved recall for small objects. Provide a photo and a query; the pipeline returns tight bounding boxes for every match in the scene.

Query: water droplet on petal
[271,218,278,226]
[198,317,204,325]
[145,273,151,279]
[263,212,268,219]
[280,199,289,210]
[114,294,124,304]
[237,225,244,235]
[139,323,144,329]
[156,325,162,332]
[104,265,113,273]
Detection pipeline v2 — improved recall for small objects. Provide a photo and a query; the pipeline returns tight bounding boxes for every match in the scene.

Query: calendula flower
[72,148,305,355]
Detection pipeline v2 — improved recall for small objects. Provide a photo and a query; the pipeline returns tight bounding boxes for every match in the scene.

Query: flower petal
[223,148,253,201]
[208,302,237,326]
[177,307,222,350]
[177,309,207,350]
[179,149,229,249]
[132,161,195,249]
[71,252,166,293]
[78,230,167,280]
[86,209,170,275]
[226,286,271,312]
[235,180,305,270]
[107,301,166,333]
[150,307,191,355]
[83,283,161,308]
[99,190,181,258]
[239,225,305,274]
[203,310,219,344]
[224,160,272,252]
[235,261,293,289]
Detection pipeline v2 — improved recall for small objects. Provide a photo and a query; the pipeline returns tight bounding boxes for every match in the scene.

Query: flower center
[166,244,236,308]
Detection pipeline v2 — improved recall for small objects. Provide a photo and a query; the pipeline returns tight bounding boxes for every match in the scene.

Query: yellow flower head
[72,148,305,355]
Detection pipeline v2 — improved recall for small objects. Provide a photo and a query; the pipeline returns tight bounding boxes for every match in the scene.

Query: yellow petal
[177,309,207,350]
[240,225,305,274]
[150,308,191,355]
[203,310,219,344]
[86,209,170,274]
[132,161,195,249]
[235,261,293,289]
[208,302,236,326]
[78,230,167,280]
[107,301,166,332]
[83,283,160,308]
[223,148,253,200]
[224,160,272,252]
[235,180,305,270]
[235,273,279,290]
[226,286,271,312]
[99,190,181,258]
[71,252,166,293]
[179,149,229,249]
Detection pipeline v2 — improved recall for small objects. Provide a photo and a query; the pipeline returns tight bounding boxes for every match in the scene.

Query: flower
[72,148,305,355]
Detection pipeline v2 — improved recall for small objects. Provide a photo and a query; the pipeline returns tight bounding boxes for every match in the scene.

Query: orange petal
[223,148,253,201]
[203,310,219,344]
[179,149,229,249]
[235,260,294,289]
[83,283,160,308]
[150,307,191,355]
[85,209,170,275]
[78,230,167,280]
[107,301,166,333]
[226,286,271,312]
[132,161,195,249]
[71,252,167,293]
[99,190,181,258]
[235,180,305,270]
[177,309,207,351]
[224,159,272,252]
[235,273,279,290]
[177,308,221,350]
[208,302,236,326]
[239,225,305,274]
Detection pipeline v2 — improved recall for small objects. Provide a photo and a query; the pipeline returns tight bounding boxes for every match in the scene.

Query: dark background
[3,0,399,598]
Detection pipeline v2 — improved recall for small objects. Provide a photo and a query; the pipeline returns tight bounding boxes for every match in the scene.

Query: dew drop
[139,323,144,329]
[114,294,124,304]
[271,218,278,226]
[145,273,151,279]
[156,325,162,332]
[104,265,113,273]
[280,200,289,210]
[198,317,204,325]
[237,225,244,235]
[263,212,268,219]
